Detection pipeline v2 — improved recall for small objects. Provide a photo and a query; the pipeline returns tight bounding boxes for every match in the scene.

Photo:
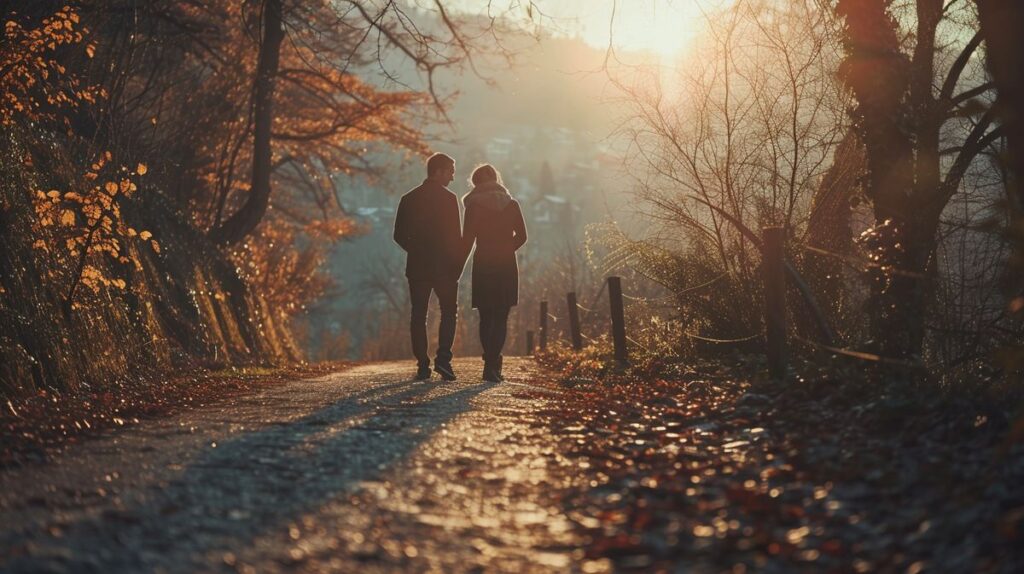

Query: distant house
[507,175,536,200]
[485,137,514,160]
[529,194,579,227]
[353,206,394,224]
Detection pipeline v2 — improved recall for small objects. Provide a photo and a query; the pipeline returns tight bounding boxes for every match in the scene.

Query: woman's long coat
[462,183,528,309]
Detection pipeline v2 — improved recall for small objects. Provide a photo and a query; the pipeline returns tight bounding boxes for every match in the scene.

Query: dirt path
[0,358,603,573]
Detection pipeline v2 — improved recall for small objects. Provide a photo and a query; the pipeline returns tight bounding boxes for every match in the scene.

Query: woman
[462,164,528,382]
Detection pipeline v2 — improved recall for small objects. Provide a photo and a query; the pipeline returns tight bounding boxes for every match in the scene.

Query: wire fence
[793,335,926,370]
[682,331,762,344]
[801,243,930,280]
[524,227,929,378]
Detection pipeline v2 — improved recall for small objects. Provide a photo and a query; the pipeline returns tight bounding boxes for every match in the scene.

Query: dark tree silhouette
[976,0,1024,211]
[836,0,1002,360]
[538,161,555,197]
[209,0,283,246]
[976,0,1024,368]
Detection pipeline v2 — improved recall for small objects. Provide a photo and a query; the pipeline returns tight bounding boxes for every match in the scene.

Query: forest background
[2,0,1023,404]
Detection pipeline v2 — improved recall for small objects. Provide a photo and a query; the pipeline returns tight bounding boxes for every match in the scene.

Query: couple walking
[393,153,528,383]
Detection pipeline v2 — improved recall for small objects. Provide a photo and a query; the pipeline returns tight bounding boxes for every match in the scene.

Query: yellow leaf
[104,181,117,194]
[136,163,147,176]
[150,240,160,253]
[60,210,75,225]
[86,43,95,58]
[46,190,61,198]
[139,230,152,240]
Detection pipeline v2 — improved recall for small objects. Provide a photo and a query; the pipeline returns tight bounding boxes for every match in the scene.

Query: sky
[536,0,712,56]
[443,0,714,57]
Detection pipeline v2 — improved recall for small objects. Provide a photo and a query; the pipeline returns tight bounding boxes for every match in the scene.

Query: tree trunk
[881,0,944,358]
[976,0,1024,209]
[208,0,283,246]
[976,0,1024,371]
[837,0,920,359]
[835,0,994,362]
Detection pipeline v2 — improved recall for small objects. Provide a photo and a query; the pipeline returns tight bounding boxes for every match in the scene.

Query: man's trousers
[408,278,458,368]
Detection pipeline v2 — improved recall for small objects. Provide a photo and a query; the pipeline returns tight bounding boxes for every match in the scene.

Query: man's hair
[426,152,455,176]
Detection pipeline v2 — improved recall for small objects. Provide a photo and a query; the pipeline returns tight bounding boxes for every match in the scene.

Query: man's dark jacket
[393,179,465,281]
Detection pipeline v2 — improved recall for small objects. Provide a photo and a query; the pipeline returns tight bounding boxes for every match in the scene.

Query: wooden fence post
[607,276,629,366]
[539,301,548,351]
[567,292,583,351]
[526,330,534,356]
[762,226,787,379]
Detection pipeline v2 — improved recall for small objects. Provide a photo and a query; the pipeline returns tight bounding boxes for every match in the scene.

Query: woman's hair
[470,164,501,187]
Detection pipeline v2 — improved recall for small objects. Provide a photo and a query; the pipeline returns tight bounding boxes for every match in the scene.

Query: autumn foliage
[0,6,101,127]
[30,153,156,314]
[0,1,446,397]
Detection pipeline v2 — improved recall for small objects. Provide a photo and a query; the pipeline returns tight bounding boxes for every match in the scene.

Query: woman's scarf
[464,181,512,211]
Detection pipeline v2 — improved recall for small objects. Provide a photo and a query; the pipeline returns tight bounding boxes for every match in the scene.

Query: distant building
[529,194,580,228]
[485,137,515,160]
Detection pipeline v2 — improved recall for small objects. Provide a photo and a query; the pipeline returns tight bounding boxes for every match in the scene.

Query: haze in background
[308,2,709,360]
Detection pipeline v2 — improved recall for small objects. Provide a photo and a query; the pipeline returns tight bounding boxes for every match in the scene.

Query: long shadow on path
[4,377,497,573]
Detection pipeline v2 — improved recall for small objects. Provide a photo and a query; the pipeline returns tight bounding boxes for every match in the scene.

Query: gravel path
[0,358,604,573]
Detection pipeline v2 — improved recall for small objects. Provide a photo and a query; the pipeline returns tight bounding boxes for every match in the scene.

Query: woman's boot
[482,362,501,383]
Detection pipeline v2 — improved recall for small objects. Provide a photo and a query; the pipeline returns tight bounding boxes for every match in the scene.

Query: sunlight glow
[546,0,708,57]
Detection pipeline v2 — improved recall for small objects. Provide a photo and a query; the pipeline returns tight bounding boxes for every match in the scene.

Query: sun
[581,0,705,57]
[613,1,693,57]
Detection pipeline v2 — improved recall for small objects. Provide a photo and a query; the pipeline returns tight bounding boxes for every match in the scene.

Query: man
[393,153,465,381]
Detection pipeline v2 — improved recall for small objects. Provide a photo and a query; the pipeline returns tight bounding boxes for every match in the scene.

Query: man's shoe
[434,362,457,381]
[415,366,432,381]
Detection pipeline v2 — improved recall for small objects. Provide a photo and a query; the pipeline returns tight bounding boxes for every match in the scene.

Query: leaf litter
[0,362,351,467]
[528,351,1024,572]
